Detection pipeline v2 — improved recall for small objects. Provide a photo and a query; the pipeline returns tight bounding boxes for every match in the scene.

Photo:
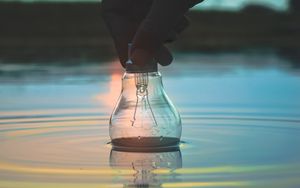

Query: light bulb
[109,49,182,150]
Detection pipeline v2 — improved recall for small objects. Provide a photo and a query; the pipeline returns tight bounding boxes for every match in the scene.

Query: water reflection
[110,148,182,187]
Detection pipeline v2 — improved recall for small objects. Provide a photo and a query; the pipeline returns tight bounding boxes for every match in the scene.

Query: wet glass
[110,72,181,150]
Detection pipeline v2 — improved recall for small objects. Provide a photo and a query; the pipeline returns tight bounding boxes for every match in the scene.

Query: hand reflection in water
[110,147,182,187]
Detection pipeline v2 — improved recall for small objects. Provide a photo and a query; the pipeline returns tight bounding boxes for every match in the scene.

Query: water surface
[0,52,300,187]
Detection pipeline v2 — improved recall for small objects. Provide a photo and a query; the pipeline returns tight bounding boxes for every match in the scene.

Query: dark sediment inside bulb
[111,137,180,152]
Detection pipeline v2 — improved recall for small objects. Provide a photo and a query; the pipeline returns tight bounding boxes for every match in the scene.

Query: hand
[102,0,204,68]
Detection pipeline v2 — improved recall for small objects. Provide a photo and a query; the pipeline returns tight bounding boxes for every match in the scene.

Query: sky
[0,0,290,11]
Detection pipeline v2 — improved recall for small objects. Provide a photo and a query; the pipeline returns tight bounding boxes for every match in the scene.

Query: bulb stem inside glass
[131,72,158,128]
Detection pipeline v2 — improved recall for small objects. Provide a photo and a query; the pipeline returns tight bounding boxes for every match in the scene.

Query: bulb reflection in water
[110,148,182,187]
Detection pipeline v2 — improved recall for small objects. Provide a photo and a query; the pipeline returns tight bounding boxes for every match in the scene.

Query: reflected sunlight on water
[0,52,300,187]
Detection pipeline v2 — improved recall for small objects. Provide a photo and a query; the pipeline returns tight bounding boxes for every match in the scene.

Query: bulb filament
[131,73,158,128]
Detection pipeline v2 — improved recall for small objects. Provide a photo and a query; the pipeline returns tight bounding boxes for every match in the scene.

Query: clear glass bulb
[109,71,182,149]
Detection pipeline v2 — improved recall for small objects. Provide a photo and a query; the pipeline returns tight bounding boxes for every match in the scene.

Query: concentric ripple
[1,107,300,188]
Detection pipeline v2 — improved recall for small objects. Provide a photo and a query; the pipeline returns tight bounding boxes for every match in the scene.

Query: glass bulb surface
[109,71,181,149]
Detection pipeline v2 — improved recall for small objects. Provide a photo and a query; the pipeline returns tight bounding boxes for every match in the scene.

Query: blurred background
[0,0,299,63]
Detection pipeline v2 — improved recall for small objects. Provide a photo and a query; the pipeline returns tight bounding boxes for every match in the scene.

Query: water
[111,137,180,150]
[0,52,300,188]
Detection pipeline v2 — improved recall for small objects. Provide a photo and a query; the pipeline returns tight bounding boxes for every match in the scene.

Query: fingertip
[155,46,173,66]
